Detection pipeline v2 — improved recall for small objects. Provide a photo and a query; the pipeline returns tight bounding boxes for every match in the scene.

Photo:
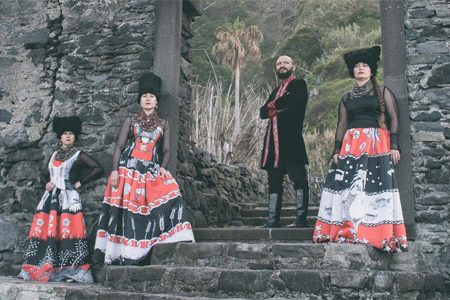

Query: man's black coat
[260,78,309,170]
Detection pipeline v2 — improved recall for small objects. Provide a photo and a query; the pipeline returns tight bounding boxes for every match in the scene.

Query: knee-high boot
[294,188,309,227]
[262,193,282,228]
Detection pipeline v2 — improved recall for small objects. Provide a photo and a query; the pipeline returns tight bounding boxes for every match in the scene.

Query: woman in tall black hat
[18,116,103,282]
[313,46,408,252]
[94,73,194,265]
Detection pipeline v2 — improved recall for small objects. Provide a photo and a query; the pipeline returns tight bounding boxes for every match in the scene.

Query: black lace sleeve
[333,96,348,155]
[383,86,400,151]
[160,120,171,169]
[78,152,104,185]
[112,117,132,171]
[40,154,52,188]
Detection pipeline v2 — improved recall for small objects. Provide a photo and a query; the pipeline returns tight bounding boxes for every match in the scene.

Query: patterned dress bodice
[129,124,163,162]
[49,151,81,190]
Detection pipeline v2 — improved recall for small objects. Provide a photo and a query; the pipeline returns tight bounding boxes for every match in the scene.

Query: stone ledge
[100,267,446,298]
[193,227,315,241]
[0,277,219,300]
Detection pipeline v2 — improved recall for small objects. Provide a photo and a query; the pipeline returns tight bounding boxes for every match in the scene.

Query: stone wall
[404,0,450,284]
[0,0,162,273]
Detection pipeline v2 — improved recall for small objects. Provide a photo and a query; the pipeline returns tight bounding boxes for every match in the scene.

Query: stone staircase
[0,202,447,299]
[231,202,318,227]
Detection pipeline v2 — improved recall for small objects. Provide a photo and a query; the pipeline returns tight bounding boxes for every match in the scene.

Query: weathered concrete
[380,0,416,238]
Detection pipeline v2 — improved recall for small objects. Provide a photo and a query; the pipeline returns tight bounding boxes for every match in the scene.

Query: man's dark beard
[277,69,293,80]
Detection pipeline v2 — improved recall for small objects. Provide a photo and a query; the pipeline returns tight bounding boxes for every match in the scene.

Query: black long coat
[260,78,309,170]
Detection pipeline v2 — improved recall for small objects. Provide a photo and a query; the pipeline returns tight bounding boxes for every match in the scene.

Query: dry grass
[304,127,335,175]
[190,79,269,168]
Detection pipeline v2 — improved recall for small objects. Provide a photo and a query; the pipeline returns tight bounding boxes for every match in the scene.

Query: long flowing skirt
[94,156,195,265]
[313,128,408,252]
[18,184,94,282]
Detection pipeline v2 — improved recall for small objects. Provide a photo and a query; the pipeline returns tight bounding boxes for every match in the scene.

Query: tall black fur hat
[343,46,381,78]
[138,73,162,104]
[52,116,82,139]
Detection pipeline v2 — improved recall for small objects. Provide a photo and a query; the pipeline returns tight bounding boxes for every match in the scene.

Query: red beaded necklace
[135,110,161,131]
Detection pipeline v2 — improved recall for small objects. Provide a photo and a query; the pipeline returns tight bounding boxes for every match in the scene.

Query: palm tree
[212,18,263,136]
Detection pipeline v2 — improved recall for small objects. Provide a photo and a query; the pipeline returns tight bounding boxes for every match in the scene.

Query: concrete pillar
[154,0,183,173]
[380,0,416,237]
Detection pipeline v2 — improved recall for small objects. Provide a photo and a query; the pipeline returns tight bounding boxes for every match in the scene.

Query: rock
[410,111,442,121]
[424,273,445,292]
[0,187,15,206]
[409,8,435,19]
[180,58,192,81]
[424,168,450,184]
[411,132,445,142]
[228,243,269,259]
[1,130,30,149]
[416,41,448,55]
[428,88,450,109]
[0,57,16,70]
[330,271,369,288]
[8,161,40,181]
[423,159,442,169]
[217,270,271,292]
[373,272,395,292]
[19,189,43,212]
[419,146,446,158]
[280,270,323,293]
[416,210,443,224]
[5,148,43,162]
[11,28,51,46]
[412,121,443,133]
[420,63,450,88]
[396,273,425,292]
[0,215,25,252]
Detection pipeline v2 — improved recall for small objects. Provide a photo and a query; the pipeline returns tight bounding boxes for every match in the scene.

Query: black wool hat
[343,46,381,78]
[52,116,82,139]
[138,73,162,104]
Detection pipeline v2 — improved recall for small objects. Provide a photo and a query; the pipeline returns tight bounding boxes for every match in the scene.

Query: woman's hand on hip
[332,154,339,165]
[158,167,172,179]
[45,182,55,191]
[110,171,119,188]
[74,181,82,192]
[390,149,400,165]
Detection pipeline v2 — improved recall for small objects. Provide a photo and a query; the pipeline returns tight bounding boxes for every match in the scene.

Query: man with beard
[260,55,309,228]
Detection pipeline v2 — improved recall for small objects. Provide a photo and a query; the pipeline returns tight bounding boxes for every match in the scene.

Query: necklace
[350,80,373,99]
[135,110,161,131]
[55,144,78,161]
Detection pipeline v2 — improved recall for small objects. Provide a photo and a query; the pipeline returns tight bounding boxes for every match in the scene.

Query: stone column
[154,0,183,173]
[380,0,416,237]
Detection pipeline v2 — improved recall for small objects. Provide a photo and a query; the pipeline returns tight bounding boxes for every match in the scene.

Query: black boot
[294,188,309,227]
[262,193,282,228]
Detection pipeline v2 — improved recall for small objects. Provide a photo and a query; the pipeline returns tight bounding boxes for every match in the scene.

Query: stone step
[0,277,233,300]
[240,206,319,218]
[192,227,314,242]
[149,241,419,272]
[234,216,317,226]
[101,266,445,299]
[252,201,319,208]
